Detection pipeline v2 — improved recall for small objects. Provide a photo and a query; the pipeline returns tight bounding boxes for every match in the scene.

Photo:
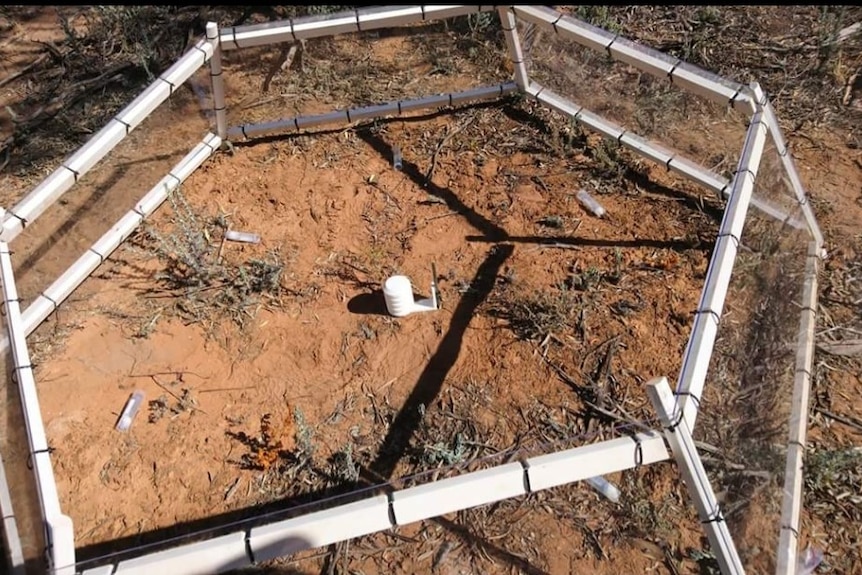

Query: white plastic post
[206,22,228,140]
[498,8,529,90]
[775,241,819,575]
[646,377,745,575]
[675,111,768,429]
[0,450,25,575]
[0,242,76,575]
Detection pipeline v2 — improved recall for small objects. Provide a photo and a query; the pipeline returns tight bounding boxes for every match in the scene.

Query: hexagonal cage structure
[0,6,822,575]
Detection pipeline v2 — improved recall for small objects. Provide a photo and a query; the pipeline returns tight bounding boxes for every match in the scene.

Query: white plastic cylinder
[586,476,620,503]
[577,189,606,218]
[383,275,415,317]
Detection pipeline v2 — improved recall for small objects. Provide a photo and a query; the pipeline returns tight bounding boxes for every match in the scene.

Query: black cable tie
[41,292,59,311]
[158,76,176,96]
[716,231,740,248]
[700,503,726,524]
[114,117,132,135]
[667,60,680,82]
[735,167,756,180]
[780,524,800,537]
[695,307,721,325]
[665,408,685,433]
[88,247,106,263]
[193,44,208,66]
[61,164,80,182]
[674,390,701,410]
[729,88,742,108]
[605,35,618,58]
[633,435,644,468]
[551,14,563,33]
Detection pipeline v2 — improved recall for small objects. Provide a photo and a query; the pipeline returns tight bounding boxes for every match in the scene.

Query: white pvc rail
[647,377,744,574]
[498,8,529,90]
[0,40,215,245]
[206,22,228,140]
[0,449,25,575]
[674,110,769,429]
[219,6,497,50]
[0,243,75,575]
[74,431,668,574]
[775,241,820,575]
[227,83,517,141]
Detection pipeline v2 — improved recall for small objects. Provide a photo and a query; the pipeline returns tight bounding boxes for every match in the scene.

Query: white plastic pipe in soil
[760,99,825,252]
[0,243,75,575]
[524,82,799,228]
[0,133,221,356]
[498,8,530,90]
[206,22,229,140]
[674,111,768,430]
[79,431,669,574]
[508,5,755,114]
[646,377,745,575]
[227,83,517,141]
[775,241,820,575]
[0,450,25,575]
[219,5,496,50]
[0,39,215,244]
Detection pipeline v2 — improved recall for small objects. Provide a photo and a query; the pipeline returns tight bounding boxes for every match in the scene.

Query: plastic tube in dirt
[392,145,403,171]
[116,390,145,432]
[586,475,620,503]
[224,230,261,244]
[577,189,606,218]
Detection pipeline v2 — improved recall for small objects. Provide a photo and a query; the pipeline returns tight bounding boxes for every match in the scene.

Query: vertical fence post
[498,8,530,90]
[646,377,746,575]
[206,22,228,140]
[775,241,820,575]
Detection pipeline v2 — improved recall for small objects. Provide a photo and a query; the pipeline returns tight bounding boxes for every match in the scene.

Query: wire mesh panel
[693,194,812,572]
[8,87,211,306]
[217,10,513,140]
[515,10,750,197]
